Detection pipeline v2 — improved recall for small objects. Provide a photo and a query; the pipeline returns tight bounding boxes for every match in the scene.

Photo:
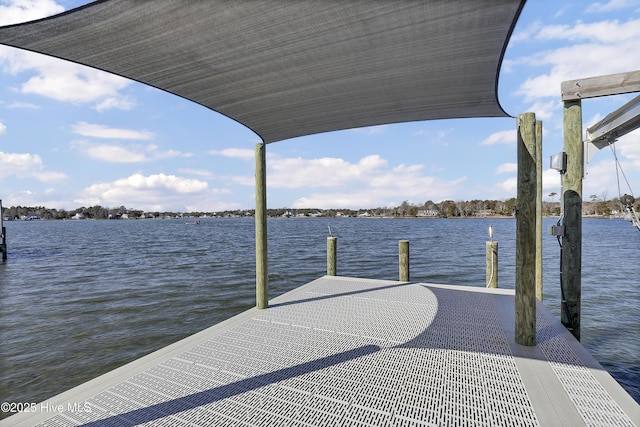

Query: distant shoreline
[5,214,632,221]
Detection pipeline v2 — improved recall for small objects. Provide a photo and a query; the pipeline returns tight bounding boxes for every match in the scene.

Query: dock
[3,276,638,426]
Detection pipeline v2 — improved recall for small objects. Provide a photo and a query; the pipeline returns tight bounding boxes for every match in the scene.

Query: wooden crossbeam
[561,70,640,101]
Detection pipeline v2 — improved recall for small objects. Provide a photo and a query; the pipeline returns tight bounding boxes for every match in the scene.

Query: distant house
[71,213,84,220]
[417,209,438,217]
[474,209,495,217]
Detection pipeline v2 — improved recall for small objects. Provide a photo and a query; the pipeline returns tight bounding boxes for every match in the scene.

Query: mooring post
[399,240,409,281]
[485,240,498,288]
[327,236,337,276]
[0,199,6,260]
[562,100,583,340]
[536,120,543,301]
[255,143,268,309]
[515,112,537,346]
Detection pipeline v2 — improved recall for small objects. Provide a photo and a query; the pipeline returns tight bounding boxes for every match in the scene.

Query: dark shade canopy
[0,0,525,143]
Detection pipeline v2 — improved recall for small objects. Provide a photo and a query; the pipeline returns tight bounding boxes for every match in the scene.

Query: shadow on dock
[79,345,380,427]
[4,276,637,426]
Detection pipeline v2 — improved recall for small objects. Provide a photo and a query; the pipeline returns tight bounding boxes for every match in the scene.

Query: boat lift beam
[584,94,640,164]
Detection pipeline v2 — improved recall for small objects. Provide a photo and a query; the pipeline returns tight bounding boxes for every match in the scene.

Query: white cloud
[542,169,562,195]
[83,144,148,163]
[0,150,66,181]
[368,164,466,199]
[509,21,544,45]
[290,174,466,210]
[78,173,210,211]
[72,140,191,163]
[71,122,154,140]
[7,101,40,109]
[481,130,516,146]
[513,19,640,101]
[291,193,388,209]
[94,96,136,112]
[535,19,640,43]
[220,151,468,208]
[617,129,640,168]
[178,168,215,179]
[495,163,517,174]
[584,159,623,196]
[586,0,640,13]
[0,121,6,135]
[526,100,558,121]
[0,0,64,26]
[0,47,133,108]
[209,148,255,160]
[497,176,518,194]
[268,154,387,189]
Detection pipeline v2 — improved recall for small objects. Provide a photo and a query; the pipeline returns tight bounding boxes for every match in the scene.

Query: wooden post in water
[562,100,583,340]
[327,236,337,276]
[515,112,537,346]
[255,143,268,309]
[399,240,409,281]
[1,199,6,260]
[485,240,498,288]
[536,120,543,301]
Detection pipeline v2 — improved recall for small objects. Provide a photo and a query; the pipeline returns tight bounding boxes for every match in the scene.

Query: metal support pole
[562,100,583,340]
[327,236,337,276]
[255,143,268,309]
[399,240,409,281]
[535,120,543,301]
[486,241,498,288]
[515,112,537,346]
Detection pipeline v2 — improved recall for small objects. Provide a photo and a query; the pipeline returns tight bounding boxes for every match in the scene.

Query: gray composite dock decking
[3,276,638,426]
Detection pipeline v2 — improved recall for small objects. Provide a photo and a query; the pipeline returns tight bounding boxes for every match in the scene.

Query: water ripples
[1,217,638,410]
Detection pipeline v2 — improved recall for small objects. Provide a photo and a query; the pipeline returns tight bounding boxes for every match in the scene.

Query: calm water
[1,217,638,412]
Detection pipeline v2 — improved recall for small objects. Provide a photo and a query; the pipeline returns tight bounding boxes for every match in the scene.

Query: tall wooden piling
[535,120,543,301]
[399,240,409,281]
[485,241,498,288]
[562,100,583,340]
[515,113,537,346]
[327,236,337,276]
[1,199,6,260]
[255,143,268,309]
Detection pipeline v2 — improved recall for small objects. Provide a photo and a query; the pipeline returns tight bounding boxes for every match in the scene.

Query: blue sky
[1,0,639,212]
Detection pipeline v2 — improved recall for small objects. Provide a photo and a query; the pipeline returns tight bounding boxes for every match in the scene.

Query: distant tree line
[2,205,152,220]
[3,195,636,221]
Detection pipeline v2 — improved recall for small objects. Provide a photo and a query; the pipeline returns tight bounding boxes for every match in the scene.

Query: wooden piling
[515,112,537,346]
[0,199,5,260]
[327,236,337,276]
[485,241,498,288]
[399,240,409,281]
[562,100,583,340]
[535,120,543,301]
[1,226,5,260]
[255,143,268,309]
